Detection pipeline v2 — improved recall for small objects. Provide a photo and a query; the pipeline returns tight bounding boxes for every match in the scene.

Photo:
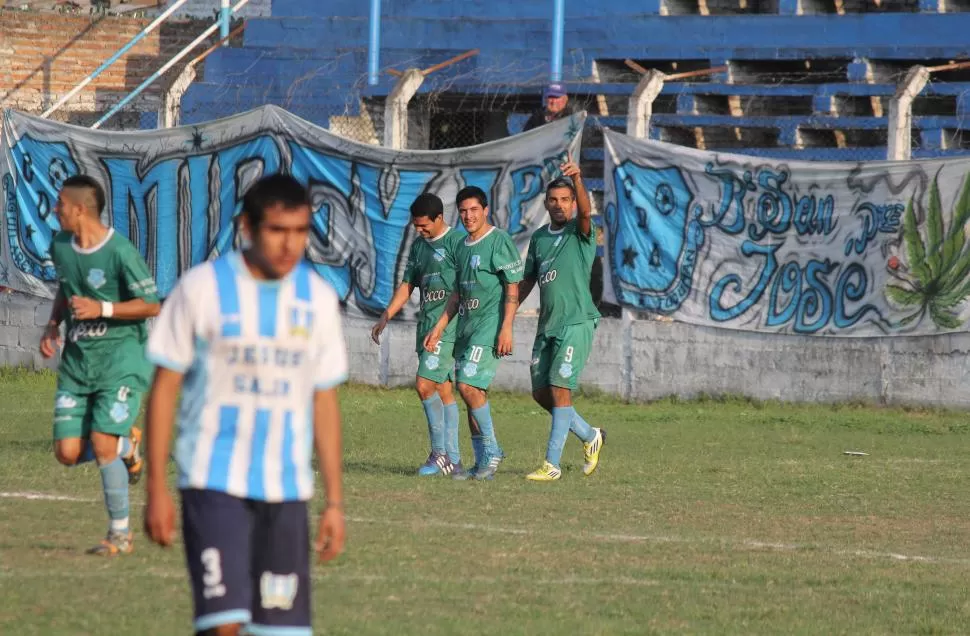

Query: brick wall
[0,12,217,129]
[159,0,271,19]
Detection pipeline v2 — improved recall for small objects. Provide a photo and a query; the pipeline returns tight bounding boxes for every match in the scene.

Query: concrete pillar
[626,69,665,140]
[886,65,929,161]
[382,68,425,150]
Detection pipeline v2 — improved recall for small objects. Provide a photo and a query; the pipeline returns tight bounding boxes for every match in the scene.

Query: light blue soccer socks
[98,456,130,533]
[546,406,575,467]
[420,394,446,455]
[470,402,502,458]
[570,411,597,444]
[443,401,461,464]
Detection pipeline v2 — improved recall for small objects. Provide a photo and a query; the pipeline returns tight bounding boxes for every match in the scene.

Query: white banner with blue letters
[1,106,585,316]
[603,128,970,336]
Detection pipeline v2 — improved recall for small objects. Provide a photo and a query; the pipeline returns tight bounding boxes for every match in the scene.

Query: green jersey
[402,226,464,353]
[50,229,159,391]
[525,218,600,335]
[455,227,524,347]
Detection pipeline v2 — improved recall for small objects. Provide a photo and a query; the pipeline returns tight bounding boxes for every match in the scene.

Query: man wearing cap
[523,83,576,132]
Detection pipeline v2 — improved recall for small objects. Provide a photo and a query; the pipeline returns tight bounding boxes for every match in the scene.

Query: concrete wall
[4,291,969,408]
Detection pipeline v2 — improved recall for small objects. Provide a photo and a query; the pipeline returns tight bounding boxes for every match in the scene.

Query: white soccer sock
[110,517,129,533]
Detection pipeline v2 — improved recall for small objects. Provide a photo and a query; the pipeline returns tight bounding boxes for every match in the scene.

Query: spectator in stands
[523,83,575,131]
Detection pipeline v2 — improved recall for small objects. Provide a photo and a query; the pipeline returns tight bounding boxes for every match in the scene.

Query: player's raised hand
[370,314,388,345]
[39,323,62,359]
[497,325,514,357]
[560,155,581,179]
[70,295,102,320]
[144,487,177,547]
[316,504,346,563]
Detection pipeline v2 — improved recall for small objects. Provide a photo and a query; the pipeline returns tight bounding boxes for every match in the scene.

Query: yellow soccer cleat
[583,428,606,476]
[526,461,562,481]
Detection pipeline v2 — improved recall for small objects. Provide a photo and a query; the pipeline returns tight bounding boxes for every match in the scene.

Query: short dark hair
[242,173,310,228]
[456,186,487,209]
[410,192,444,220]
[546,177,576,198]
[62,174,105,216]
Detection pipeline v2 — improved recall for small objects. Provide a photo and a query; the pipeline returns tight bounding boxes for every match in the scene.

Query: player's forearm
[574,173,593,236]
[383,283,414,320]
[440,291,460,325]
[48,287,67,326]
[145,369,181,493]
[108,298,161,320]
[313,389,344,508]
[501,284,519,330]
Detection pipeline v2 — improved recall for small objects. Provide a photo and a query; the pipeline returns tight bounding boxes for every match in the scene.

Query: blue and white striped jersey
[147,252,349,502]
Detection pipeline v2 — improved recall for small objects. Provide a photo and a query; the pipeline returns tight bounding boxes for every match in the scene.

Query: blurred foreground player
[143,174,348,636]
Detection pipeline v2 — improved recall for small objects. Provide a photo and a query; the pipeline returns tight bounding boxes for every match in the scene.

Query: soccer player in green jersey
[371,193,466,477]
[518,160,606,481]
[425,186,524,480]
[38,175,160,554]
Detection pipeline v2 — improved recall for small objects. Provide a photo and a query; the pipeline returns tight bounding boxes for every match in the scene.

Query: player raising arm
[40,174,159,555]
[424,186,524,480]
[371,193,466,477]
[517,160,606,481]
[143,174,348,636]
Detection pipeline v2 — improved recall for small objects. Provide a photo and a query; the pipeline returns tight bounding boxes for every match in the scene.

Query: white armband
[101,301,114,318]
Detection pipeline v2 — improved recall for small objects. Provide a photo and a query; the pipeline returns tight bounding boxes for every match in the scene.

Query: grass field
[3,368,970,634]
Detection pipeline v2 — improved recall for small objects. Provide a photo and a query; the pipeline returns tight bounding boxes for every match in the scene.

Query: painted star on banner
[622,245,638,268]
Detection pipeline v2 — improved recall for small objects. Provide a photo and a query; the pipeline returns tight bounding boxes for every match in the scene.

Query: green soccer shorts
[417,340,456,385]
[53,382,143,441]
[530,321,596,392]
[454,341,501,390]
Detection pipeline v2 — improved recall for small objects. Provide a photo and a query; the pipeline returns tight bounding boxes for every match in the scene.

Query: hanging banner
[1,106,585,316]
[603,129,970,336]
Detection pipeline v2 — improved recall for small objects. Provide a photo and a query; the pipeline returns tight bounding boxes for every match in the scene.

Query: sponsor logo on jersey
[539,269,558,285]
[423,289,447,304]
[433,248,446,262]
[469,255,481,269]
[87,268,106,289]
[68,320,108,342]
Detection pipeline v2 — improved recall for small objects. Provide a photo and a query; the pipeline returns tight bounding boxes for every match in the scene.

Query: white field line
[3,492,969,566]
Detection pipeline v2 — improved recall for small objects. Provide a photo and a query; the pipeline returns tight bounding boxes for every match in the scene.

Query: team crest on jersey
[424,355,440,370]
[462,361,478,377]
[558,363,574,379]
[553,236,563,247]
[109,401,130,423]
[469,255,481,269]
[289,306,314,339]
[86,268,106,289]
[433,248,446,262]
[260,572,299,611]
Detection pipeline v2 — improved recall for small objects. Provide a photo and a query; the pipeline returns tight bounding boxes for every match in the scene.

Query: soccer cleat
[417,452,445,476]
[449,461,468,479]
[526,461,562,481]
[452,460,477,480]
[583,428,606,476]
[86,530,133,556]
[473,453,504,481]
[124,426,143,485]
